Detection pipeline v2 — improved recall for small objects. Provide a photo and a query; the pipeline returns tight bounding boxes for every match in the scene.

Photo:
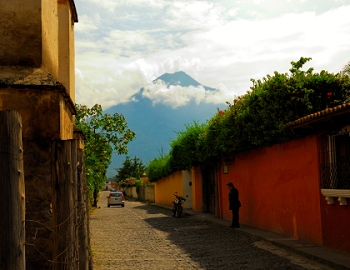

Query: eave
[285,103,350,134]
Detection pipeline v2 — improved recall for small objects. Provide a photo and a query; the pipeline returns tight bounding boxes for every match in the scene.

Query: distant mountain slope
[155,71,215,90]
[105,71,224,177]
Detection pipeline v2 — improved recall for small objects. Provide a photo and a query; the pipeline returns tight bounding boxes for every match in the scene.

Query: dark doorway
[201,165,216,213]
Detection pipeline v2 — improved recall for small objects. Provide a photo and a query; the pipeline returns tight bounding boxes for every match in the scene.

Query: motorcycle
[172,193,186,217]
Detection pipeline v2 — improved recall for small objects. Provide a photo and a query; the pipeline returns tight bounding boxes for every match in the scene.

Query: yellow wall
[58,0,76,101]
[0,0,77,102]
[0,0,42,66]
[42,0,59,79]
[60,95,74,140]
[0,87,74,140]
[0,1,77,140]
[155,171,184,207]
[42,0,77,101]
[155,168,203,211]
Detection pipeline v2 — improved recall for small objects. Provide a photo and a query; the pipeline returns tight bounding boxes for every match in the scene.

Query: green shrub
[147,57,350,181]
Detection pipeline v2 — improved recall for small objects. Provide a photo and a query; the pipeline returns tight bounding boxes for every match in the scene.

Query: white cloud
[174,6,350,91]
[164,1,225,30]
[82,0,165,12]
[80,0,118,12]
[74,0,350,109]
[141,80,235,108]
[74,14,100,34]
[106,30,155,55]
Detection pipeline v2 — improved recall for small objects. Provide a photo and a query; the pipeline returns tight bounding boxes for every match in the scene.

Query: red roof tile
[285,103,350,129]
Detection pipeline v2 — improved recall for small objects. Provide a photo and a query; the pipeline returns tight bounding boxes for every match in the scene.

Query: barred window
[320,131,350,190]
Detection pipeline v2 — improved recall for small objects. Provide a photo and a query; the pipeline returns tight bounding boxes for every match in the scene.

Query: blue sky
[74,0,350,110]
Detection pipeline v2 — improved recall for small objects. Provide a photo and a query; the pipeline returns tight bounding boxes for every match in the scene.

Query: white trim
[321,189,350,205]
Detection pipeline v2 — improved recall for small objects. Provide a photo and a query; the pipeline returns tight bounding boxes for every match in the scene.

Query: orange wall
[160,134,350,254]
[155,171,184,207]
[219,136,324,246]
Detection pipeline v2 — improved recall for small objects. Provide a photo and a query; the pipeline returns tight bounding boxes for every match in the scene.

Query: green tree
[75,104,135,207]
[146,57,350,181]
[343,61,350,76]
[168,121,206,171]
[116,156,146,182]
[147,155,172,182]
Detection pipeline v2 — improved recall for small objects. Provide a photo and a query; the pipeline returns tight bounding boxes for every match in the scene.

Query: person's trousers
[231,208,239,227]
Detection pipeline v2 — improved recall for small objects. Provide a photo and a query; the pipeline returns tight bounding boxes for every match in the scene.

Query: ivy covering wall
[147,57,350,182]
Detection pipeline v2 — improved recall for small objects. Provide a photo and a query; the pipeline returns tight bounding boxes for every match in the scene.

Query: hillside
[105,71,225,177]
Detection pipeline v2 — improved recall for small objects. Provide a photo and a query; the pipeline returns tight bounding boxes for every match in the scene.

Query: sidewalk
[151,203,350,270]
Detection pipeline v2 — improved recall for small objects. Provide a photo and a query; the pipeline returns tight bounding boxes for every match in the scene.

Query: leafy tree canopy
[343,61,350,76]
[116,156,146,182]
[147,155,171,182]
[75,104,135,206]
[168,121,206,171]
[147,57,350,181]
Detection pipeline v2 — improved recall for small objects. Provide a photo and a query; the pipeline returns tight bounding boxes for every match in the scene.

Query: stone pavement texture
[179,209,350,270]
[90,191,349,270]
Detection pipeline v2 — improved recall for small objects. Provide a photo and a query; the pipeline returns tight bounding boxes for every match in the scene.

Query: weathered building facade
[0,1,91,269]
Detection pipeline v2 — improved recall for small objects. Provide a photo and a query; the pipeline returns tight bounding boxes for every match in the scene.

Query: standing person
[227,182,241,228]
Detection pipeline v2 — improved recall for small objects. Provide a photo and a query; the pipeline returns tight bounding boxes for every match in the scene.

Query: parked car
[107,191,125,207]
[110,187,117,192]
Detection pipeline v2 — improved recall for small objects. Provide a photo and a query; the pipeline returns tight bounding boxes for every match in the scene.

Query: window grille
[320,131,350,190]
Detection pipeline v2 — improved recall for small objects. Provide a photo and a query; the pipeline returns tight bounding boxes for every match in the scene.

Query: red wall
[219,136,324,246]
[320,196,350,253]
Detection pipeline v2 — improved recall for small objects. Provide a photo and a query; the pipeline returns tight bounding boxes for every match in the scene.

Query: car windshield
[110,192,122,197]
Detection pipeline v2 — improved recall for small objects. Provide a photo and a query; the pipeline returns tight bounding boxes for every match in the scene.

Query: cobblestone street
[90,191,332,270]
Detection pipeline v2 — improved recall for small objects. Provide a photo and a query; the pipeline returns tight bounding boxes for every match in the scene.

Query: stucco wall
[0,0,76,102]
[0,0,42,66]
[155,171,184,207]
[125,186,138,199]
[0,88,59,140]
[145,185,155,202]
[42,0,59,79]
[183,169,192,208]
[0,87,73,141]
[58,1,76,101]
[192,166,203,212]
[60,94,74,140]
[219,136,324,246]
[320,191,350,253]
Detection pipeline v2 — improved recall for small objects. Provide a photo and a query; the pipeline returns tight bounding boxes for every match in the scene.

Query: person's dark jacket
[228,187,241,210]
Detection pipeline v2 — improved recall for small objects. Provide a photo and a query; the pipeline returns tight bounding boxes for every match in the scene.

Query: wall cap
[321,189,350,205]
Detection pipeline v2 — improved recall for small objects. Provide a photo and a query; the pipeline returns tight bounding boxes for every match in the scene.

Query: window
[111,193,122,198]
[320,131,350,190]
[319,127,350,205]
